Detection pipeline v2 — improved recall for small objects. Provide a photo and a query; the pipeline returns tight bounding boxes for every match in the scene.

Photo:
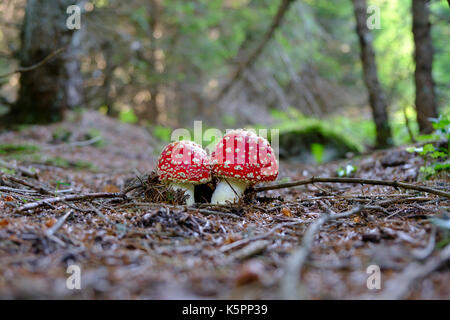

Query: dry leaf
[45,218,57,228]
[2,196,14,202]
[102,184,120,193]
[235,260,265,286]
[281,207,293,217]
[0,219,9,227]
[223,234,241,245]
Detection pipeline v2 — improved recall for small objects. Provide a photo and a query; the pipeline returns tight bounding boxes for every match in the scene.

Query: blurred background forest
[0,0,450,301]
[0,0,449,161]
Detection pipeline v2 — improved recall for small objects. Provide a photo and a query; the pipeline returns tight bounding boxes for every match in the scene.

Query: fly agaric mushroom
[157,140,211,205]
[210,129,278,204]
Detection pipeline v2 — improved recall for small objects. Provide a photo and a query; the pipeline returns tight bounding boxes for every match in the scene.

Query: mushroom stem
[169,182,195,206]
[211,178,249,205]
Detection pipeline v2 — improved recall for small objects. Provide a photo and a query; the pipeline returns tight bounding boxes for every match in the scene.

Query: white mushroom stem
[211,178,249,205]
[169,182,195,206]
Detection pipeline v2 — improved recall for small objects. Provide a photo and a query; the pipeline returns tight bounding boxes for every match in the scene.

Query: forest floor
[0,111,449,299]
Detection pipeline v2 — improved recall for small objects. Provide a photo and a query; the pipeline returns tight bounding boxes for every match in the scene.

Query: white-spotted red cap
[211,129,278,183]
[157,141,211,184]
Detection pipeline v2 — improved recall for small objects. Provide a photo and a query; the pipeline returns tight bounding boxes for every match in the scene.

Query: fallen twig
[44,210,73,247]
[43,136,102,150]
[220,221,304,252]
[3,174,52,195]
[373,244,450,300]
[254,176,450,198]
[280,205,367,299]
[378,196,435,207]
[411,225,437,261]
[45,210,73,237]
[0,159,39,179]
[0,186,38,194]
[230,240,270,260]
[16,192,125,212]
[193,208,242,219]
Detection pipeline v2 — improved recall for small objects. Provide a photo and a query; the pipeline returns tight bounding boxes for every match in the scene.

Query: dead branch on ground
[253,176,450,198]
[280,205,387,299]
[16,192,125,212]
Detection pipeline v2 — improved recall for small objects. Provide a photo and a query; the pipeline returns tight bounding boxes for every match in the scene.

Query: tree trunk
[412,0,437,134]
[8,0,83,124]
[352,0,392,148]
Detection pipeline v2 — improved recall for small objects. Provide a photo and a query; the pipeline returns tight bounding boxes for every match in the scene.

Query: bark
[7,0,83,124]
[412,0,438,134]
[352,0,392,148]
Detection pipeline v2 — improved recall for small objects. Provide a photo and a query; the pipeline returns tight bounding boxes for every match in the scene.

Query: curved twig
[254,177,450,198]
[0,46,66,78]
[16,192,125,212]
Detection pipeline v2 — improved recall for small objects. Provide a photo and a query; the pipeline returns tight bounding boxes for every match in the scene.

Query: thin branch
[411,225,437,261]
[214,0,295,102]
[0,186,38,195]
[254,176,450,198]
[0,47,67,78]
[44,210,73,247]
[374,244,450,300]
[3,174,52,195]
[16,192,125,212]
[378,196,434,207]
[230,240,270,261]
[42,136,102,150]
[193,208,242,220]
[45,210,73,237]
[280,205,377,299]
[220,220,304,253]
[0,159,39,179]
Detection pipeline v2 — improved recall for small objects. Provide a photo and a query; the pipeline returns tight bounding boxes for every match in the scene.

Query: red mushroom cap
[211,129,278,183]
[157,141,211,184]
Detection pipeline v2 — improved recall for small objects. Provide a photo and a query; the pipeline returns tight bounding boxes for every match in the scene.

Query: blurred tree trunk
[412,0,437,134]
[139,0,161,124]
[352,0,392,148]
[7,0,83,124]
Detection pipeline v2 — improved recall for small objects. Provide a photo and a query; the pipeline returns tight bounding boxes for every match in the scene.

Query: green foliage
[54,180,71,194]
[52,127,72,143]
[119,108,138,124]
[429,211,450,249]
[85,128,105,147]
[0,144,40,155]
[336,164,358,177]
[262,113,365,153]
[310,143,324,164]
[153,125,172,142]
[406,116,450,179]
[43,157,95,170]
[407,143,449,179]
[222,114,237,127]
[0,167,15,175]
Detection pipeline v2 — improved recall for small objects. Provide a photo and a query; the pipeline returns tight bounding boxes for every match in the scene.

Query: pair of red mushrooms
[157,129,279,205]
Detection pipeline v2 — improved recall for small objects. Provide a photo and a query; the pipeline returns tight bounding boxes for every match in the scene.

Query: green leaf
[337,164,358,177]
[311,143,324,164]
